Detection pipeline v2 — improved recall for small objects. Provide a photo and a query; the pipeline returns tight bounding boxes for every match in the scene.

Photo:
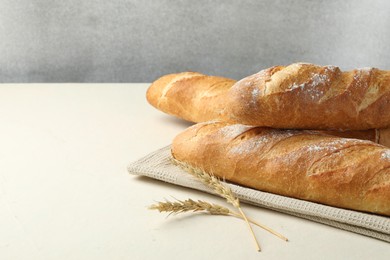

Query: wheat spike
[172,159,239,207]
[149,199,230,215]
[150,198,288,241]
[172,159,261,251]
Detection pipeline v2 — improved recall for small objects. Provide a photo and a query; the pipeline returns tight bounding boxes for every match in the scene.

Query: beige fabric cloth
[128,146,390,242]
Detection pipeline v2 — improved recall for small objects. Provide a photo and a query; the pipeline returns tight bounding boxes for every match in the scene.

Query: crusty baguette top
[172,121,390,216]
[146,72,236,122]
[226,63,390,130]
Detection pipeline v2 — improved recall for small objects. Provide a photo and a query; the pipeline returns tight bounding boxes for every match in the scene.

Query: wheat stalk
[150,198,288,242]
[172,159,261,251]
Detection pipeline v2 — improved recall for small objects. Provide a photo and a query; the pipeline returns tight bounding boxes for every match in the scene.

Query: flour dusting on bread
[219,124,255,138]
[381,150,390,160]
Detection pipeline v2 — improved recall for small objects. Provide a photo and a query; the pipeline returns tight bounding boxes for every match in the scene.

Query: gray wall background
[0,0,389,82]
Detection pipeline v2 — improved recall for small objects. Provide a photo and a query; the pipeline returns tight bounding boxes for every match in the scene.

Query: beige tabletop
[0,84,389,260]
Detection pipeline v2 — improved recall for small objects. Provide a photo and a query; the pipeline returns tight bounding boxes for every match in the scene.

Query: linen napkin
[128,145,390,242]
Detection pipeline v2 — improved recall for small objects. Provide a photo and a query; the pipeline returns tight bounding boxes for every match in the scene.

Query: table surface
[0,84,389,260]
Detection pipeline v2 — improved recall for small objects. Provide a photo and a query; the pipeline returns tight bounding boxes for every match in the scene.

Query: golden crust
[226,63,390,130]
[146,72,236,122]
[171,121,390,216]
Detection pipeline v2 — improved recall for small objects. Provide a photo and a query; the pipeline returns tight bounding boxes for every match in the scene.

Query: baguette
[171,121,390,216]
[147,71,390,147]
[226,62,390,130]
[146,72,236,122]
